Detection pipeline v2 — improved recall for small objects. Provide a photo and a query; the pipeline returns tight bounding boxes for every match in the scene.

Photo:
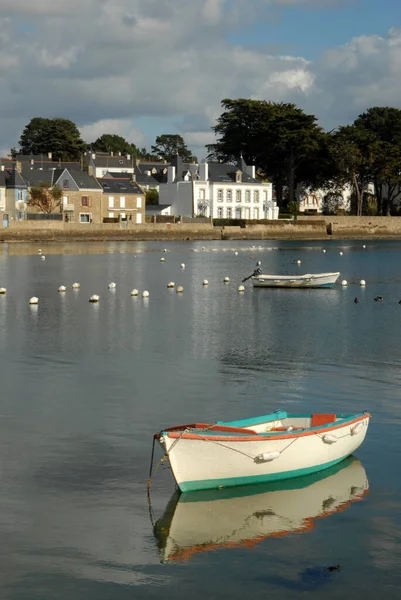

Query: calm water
[0,239,400,599]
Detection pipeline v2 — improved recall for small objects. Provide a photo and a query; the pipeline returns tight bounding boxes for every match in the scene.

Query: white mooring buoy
[223,277,230,283]
[176,286,184,293]
[58,285,66,292]
[238,285,245,292]
[160,257,165,262]
[108,282,116,289]
[203,280,209,286]
[297,259,301,265]
[234,251,238,256]
[130,289,139,296]
[363,244,366,249]
[341,280,348,287]
[142,290,150,298]
[89,295,100,303]
[41,256,46,261]
[339,251,343,256]
[72,282,80,289]
[29,297,39,305]
[360,280,366,286]
[180,263,185,268]
[167,282,175,288]
[323,249,326,253]
[0,288,6,294]
[38,249,42,255]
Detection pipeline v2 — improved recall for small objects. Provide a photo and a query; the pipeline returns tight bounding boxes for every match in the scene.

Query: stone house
[98,177,145,224]
[54,168,103,223]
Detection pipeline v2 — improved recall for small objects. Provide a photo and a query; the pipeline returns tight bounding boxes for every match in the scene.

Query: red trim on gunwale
[162,414,370,443]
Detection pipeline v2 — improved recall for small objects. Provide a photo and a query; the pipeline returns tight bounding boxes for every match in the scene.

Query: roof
[102,171,133,179]
[207,162,260,184]
[72,171,103,190]
[89,155,136,169]
[98,178,144,195]
[20,168,59,187]
[4,169,27,188]
[146,204,171,212]
[0,172,7,187]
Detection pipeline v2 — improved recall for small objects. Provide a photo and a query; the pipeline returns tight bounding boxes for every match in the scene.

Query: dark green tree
[207,99,325,206]
[91,134,139,157]
[151,134,197,163]
[19,117,86,161]
[145,189,159,205]
[354,107,401,214]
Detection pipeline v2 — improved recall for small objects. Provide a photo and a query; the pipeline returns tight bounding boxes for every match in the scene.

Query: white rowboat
[154,410,370,492]
[153,456,368,562]
[251,272,340,288]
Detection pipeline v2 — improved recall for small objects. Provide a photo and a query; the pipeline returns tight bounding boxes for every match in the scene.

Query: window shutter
[88,196,92,207]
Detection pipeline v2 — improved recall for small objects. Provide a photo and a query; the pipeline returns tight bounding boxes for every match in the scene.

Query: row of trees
[13,103,401,215]
[13,118,197,163]
[207,100,401,215]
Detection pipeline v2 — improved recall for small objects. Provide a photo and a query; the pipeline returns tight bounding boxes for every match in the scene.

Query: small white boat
[154,410,370,492]
[251,271,340,288]
[153,456,368,562]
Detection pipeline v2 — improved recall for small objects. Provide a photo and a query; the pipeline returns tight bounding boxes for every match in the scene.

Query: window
[217,189,223,202]
[245,190,251,203]
[136,213,142,224]
[199,188,205,200]
[81,196,90,207]
[120,196,126,208]
[227,207,232,218]
[254,207,259,219]
[17,190,24,201]
[226,189,232,203]
[236,190,241,203]
[217,207,223,218]
[63,179,69,189]
[264,190,268,202]
[254,191,260,203]
[80,213,91,223]
[236,171,242,183]
[108,196,114,208]
[63,196,68,206]
[235,207,242,218]
[137,197,142,208]
[108,212,114,218]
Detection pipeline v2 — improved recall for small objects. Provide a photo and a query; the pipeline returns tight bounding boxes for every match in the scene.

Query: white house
[158,155,278,219]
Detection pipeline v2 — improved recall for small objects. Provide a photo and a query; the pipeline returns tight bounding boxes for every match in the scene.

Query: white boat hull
[252,272,340,288]
[154,456,368,562]
[158,413,370,492]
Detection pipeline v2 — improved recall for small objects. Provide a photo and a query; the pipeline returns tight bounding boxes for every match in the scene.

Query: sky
[1,0,401,160]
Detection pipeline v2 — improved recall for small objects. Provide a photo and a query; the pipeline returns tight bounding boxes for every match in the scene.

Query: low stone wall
[297,216,401,237]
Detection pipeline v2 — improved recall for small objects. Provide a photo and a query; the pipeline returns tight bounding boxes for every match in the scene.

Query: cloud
[0,1,399,158]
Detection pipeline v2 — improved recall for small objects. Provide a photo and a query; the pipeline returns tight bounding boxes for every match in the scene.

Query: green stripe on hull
[179,455,350,492]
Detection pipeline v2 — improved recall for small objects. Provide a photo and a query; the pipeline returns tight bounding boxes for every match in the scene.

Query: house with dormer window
[158,155,278,219]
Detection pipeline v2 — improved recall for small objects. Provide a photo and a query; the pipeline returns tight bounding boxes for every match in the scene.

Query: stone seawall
[2,217,401,242]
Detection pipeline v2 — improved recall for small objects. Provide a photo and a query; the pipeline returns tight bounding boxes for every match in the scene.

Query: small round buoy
[38,249,42,254]
[176,286,184,293]
[234,251,238,256]
[72,282,80,289]
[341,280,348,286]
[130,289,139,296]
[238,285,245,292]
[256,260,261,266]
[359,280,366,286]
[108,282,116,289]
[163,248,167,253]
[89,295,100,303]
[160,257,165,262]
[203,280,209,286]
[297,259,301,265]
[339,251,343,256]
[201,247,205,251]
[363,244,366,249]
[0,287,6,294]
[41,256,46,260]
[180,263,185,268]
[58,285,66,292]
[29,297,39,305]
[167,281,175,288]
[142,290,150,298]
[322,249,326,253]
[223,277,230,283]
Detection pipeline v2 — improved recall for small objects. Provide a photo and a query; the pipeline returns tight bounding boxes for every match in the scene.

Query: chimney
[199,162,208,181]
[15,160,22,174]
[167,166,176,184]
[88,165,94,176]
[48,152,52,159]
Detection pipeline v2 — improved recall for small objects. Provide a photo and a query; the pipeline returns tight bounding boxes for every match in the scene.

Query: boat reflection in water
[153,456,368,563]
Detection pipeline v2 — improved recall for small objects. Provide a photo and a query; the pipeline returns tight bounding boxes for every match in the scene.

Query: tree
[151,134,197,163]
[19,118,86,161]
[145,189,159,205]
[354,107,401,215]
[207,99,325,206]
[28,183,62,214]
[91,134,139,157]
